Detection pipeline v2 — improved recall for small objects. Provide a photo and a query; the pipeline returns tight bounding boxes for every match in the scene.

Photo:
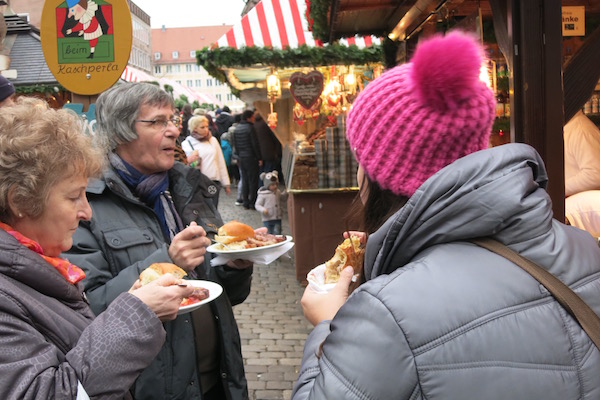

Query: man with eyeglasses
[64,82,253,400]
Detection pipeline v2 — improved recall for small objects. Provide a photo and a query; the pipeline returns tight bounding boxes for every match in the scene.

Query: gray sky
[133,0,247,28]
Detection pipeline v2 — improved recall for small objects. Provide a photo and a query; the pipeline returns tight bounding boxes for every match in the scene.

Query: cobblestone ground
[219,187,313,400]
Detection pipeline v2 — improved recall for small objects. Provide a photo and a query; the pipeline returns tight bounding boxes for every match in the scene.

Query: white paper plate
[207,235,293,257]
[178,280,223,315]
[306,264,336,294]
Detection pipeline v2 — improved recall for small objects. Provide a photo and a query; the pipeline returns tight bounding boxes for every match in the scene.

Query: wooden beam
[510,0,564,220]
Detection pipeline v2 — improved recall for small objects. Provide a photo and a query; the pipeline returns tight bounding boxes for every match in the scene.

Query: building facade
[128,0,152,73]
[152,25,244,111]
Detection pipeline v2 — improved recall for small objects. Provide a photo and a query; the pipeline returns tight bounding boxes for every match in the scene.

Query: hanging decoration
[266,69,281,129]
[289,70,324,110]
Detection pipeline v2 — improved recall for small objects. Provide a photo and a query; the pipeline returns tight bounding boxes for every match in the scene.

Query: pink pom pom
[410,31,485,111]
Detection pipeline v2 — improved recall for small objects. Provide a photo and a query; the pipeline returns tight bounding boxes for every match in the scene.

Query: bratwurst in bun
[214,220,255,244]
[139,263,210,304]
[140,262,187,285]
[213,220,256,250]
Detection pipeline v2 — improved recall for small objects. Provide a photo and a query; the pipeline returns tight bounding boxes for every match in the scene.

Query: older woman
[182,115,231,208]
[64,82,253,400]
[0,97,195,399]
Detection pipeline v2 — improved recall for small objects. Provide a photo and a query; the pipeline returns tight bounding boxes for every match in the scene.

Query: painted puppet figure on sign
[65,0,105,59]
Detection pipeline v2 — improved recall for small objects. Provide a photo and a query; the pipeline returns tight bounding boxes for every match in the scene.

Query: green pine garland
[307,0,332,42]
[197,44,382,95]
[197,43,383,71]
[15,84,65,95]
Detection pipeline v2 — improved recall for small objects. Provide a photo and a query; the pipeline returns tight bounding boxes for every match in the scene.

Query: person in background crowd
[255,171,287,235]
[0,97,194,399]
[228,114,244,205]
[565,190,600,237]
[233,109,262,210]
[182,115,231,209]
[220,130,237,184]
[215,105,235,142]
[293,32,600,400]
[0,75,15,107]
[564,110,600,197]
[64,83,253,400]
[179,103,194,141]
[206,112,219,138]
[254,112,285,186]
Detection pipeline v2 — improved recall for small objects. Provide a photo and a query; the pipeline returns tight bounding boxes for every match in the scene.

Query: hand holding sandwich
[130,274,195,321]
[301,266,354,326]
[168,221,211,271]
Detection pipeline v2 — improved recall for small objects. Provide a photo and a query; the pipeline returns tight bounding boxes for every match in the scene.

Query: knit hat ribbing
[346,32,496,197]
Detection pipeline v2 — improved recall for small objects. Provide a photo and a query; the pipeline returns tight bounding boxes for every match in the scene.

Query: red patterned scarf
[0,221,86,284]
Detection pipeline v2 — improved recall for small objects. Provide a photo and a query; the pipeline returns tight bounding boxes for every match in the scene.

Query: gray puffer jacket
[293,143,600,400]
[65,162,251,400]
[0,230,165,399]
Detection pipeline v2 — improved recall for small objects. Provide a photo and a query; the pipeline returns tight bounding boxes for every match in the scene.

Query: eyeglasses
[135,116,181,130]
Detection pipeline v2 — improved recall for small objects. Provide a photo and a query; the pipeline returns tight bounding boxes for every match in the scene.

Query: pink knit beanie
[346,32,496,197]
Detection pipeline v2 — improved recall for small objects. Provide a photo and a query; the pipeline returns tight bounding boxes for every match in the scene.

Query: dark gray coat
[293,143,600,400]
[0,229,164,399]
[65,162,251,400]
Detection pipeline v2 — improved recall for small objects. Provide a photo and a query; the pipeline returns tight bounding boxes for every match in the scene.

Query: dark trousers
[240,157,259,208]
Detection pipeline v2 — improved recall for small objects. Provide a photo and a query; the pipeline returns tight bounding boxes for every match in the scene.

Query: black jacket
[233,121,262,160]
[254,118,282,162]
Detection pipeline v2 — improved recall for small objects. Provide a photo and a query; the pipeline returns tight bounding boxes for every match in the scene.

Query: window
[174,65,181,72]
[206,79,213,87]
[186,80,193,87]
[176,80,182,85]
[166,65,172,73]
[172,51,179,59]
[195,79,201,87]
[227,94,233,101]
[195,65,201,72]
[186,64,193,72]
[154,52,161,60]
[216,94,222,102]
[190,50,196,58]
[154,65,161,74]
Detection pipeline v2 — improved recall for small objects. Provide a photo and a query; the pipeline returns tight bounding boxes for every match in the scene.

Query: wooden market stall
[314,0,600,221]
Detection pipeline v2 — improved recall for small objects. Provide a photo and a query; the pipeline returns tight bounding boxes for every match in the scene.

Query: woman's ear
[7,186,23,220]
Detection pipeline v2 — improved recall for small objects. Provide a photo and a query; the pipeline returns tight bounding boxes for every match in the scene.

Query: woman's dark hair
[182,104,193,118]
[234,113,242,123]
[346,170,408,234]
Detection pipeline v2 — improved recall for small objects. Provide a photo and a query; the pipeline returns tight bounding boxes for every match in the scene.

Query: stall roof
[120,65,218,105]
[215,0,380,49]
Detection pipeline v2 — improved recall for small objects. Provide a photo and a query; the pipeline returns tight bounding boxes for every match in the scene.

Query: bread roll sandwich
[213,220,255,249]
[139,262,187,286]
[139,262,210,304]
[324,236,364,284]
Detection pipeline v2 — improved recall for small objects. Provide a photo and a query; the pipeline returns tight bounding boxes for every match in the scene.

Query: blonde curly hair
[0,97,105,222]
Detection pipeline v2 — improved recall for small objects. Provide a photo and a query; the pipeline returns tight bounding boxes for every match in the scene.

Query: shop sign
[562,6,585,37]
[290,71,324,110]
[41,0,132,95]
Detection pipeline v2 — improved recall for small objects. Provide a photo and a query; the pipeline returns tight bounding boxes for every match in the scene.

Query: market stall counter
[288,188,361,284]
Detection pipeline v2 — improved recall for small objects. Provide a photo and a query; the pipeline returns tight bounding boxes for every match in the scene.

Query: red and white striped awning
[120,66,218,105]
[216,0,380,49]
